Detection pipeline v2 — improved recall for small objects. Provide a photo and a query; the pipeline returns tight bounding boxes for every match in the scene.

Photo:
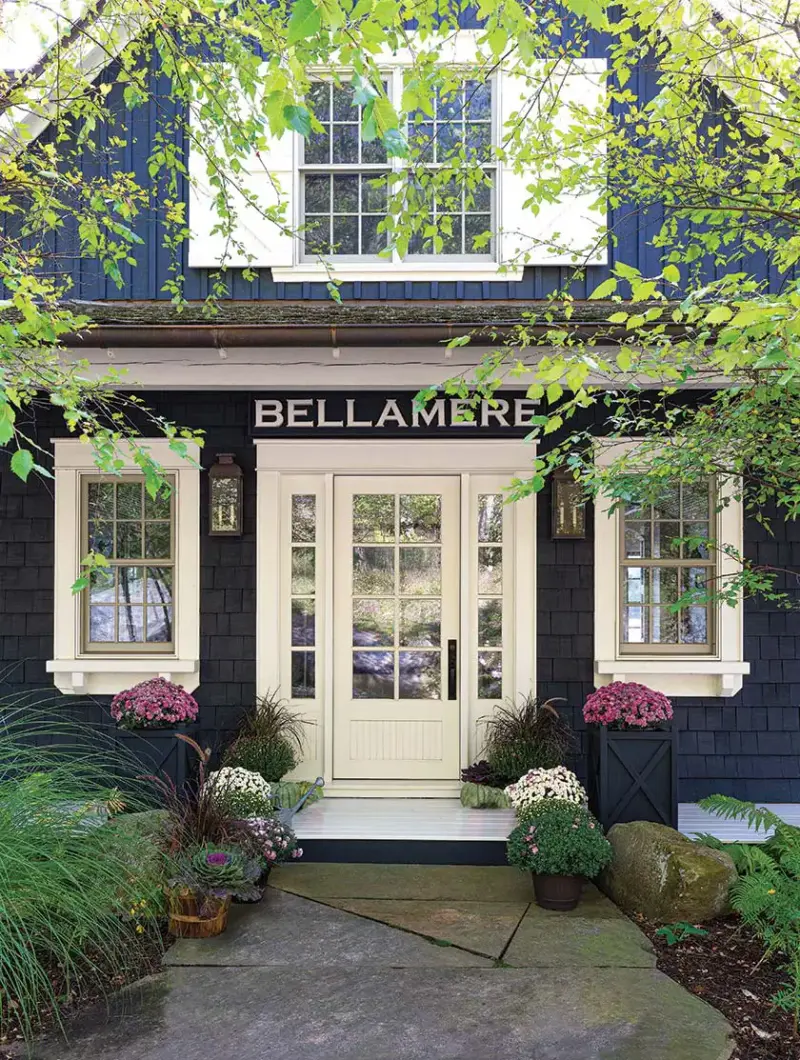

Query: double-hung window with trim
[619,479,715,654]
[83,476,175,652]
[299,76,496,261]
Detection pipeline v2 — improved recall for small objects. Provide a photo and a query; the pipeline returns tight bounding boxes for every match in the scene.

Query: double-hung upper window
[619,479,715,654]
[83,477,175,652]
[299,76,495,261]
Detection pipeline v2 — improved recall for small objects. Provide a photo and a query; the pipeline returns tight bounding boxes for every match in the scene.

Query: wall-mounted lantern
[209,454,243,536]
[552,469,586,540]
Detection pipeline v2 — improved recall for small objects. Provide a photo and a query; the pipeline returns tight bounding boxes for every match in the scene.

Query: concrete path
[31,865,734,1060]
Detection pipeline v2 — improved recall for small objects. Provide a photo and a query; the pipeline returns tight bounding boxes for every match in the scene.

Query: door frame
[255,439,537,797]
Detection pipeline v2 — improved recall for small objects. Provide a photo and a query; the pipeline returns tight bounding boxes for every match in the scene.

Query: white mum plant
[204,766,273,818]
[504,766,587,816]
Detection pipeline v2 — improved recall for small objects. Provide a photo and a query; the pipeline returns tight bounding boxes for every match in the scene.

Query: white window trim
[47,439,201,695]
[593,440,749,698]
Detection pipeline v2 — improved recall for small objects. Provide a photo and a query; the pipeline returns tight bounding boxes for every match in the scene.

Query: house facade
[3,22,799,803]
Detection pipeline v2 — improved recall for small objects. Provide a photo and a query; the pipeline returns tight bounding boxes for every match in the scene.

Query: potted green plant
[480,695,575,788]
[507,800,613,911]
[166,844,263,937]
[223,692,317,805]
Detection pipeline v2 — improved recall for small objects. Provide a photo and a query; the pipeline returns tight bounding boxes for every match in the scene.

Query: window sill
[594,659,750,699]
[46,658,200,696]
[271,262,524,283]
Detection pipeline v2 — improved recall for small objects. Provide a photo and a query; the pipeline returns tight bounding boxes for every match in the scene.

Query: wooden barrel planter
[168,893,231,938]
[586,725,678,830]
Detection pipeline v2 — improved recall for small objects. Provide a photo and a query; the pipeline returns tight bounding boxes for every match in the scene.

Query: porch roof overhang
[53,299,687,348]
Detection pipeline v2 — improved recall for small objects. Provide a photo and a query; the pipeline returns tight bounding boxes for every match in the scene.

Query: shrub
[205,766,273,818]
[504,765,587,817]
[223,690,309,782]
[507,800,613,878]
[482,695,574,785]
[0,709,165,1045]
[583,681,672,729]
[111,677,198,730]
[698,795,800,1032]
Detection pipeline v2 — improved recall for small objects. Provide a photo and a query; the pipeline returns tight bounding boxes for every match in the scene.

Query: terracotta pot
[532,874,583,911]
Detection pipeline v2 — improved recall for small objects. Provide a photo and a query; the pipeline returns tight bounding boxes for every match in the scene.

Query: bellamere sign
[250,391,539,438]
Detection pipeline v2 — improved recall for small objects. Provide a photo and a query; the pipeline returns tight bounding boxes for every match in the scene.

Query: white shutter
[498,58,607,267]
[188,86,295,270]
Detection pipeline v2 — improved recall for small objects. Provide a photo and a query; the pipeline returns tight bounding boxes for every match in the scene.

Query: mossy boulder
[271,780,323,813]
[460,782,512,809]
[599,821,737,924]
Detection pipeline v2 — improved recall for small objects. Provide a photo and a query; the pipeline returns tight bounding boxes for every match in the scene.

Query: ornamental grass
[0,704,166,1046]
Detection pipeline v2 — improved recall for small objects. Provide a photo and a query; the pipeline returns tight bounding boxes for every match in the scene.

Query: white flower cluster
[205,767,272,808]
[504,766,587,815]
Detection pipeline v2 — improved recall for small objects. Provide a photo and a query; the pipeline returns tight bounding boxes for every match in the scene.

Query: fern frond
[698,794,783,835]
[724,843,778,876]
[692,832,726,849]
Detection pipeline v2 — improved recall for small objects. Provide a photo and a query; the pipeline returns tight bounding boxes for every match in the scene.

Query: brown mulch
[637,914,799,1060]
[0,927,167,1059]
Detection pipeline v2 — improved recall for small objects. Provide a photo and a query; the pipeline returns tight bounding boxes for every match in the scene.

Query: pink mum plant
[583,681,673,730]
[111,677,198,730]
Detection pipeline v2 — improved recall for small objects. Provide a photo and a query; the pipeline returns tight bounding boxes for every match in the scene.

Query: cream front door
[333,476,461,780]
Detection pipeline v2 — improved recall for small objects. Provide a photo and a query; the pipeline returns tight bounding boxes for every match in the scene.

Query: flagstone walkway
[32,864,733,1060]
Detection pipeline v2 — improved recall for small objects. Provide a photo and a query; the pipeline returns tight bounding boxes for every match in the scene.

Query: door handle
[447,639,458,700]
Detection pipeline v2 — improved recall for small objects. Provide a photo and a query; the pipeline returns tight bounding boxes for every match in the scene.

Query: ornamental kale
[583,681,673,730]
[169,843,263,902]
[111,677,198,730]
[460,760,506,788]
[507,801,613,879]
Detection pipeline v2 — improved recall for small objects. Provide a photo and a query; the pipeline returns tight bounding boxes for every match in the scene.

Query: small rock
[599,821,737,924]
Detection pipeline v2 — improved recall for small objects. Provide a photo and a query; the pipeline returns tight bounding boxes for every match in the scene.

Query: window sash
[81,475,175,654]
[618,480,716,656]
[299,72,498,262]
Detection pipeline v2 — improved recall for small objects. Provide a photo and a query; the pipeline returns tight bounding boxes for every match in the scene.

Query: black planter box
[110,724,198,790]
[586,725,678,830]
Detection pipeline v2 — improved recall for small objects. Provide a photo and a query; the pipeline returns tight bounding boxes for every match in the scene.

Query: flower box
[110,723,198,790]
[586,725,678,831]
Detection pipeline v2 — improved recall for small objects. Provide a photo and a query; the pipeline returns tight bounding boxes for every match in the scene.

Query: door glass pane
[399,547,441,595]
[292,651,315,698]
[292,495,316,542]
[399,651,441,699]
[477,651,502,699]
[292,547,316,594]
[353,546,395,594]
[353,494,395,542]
[292,599,315,646]
[477,495,503,542]
[478,598,502,646]
[478,547,502,594]
[353,651,394,698]
[353,599,394,646]
[399,494,441,542]
[400,600,441,647]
